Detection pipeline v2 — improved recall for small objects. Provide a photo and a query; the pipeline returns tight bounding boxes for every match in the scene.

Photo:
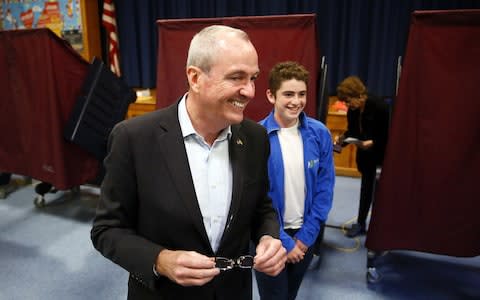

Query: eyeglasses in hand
[215,255,254,271]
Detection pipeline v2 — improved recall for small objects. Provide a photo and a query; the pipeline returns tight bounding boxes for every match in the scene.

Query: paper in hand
[343,137,364,145]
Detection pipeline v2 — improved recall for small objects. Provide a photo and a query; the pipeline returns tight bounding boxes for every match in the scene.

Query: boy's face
[267,79,307,128]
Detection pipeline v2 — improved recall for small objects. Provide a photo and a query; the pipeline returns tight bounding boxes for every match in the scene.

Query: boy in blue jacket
[255,61,335,300]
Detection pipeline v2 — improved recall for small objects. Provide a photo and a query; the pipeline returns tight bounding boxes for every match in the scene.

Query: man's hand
[254,236,287,276]
[155,249,220,286]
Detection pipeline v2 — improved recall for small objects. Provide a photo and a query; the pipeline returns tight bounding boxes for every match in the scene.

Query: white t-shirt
[277,122,306,230]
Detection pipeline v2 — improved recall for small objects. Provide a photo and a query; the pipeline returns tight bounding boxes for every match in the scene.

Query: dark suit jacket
[91,100,279,300]
[344,95,390,173]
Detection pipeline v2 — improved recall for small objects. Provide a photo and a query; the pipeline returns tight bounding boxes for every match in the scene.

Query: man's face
[195,39,259,129]
[267,79,307,128]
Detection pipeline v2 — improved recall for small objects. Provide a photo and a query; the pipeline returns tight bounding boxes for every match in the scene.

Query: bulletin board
[0,0,100,61]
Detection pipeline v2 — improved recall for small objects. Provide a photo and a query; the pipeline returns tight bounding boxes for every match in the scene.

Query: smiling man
[256,61,335,300]
[91,25,286,300]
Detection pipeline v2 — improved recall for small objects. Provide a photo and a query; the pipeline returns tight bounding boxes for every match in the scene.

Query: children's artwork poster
[0,0,84,51]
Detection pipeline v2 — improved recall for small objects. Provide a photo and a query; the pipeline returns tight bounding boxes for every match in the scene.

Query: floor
[0,176,478,299]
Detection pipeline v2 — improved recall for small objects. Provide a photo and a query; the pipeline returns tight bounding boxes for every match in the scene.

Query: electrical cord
[321,214,371,253]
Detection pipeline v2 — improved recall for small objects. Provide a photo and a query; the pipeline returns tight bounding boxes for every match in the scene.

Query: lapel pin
[236,139,243,146]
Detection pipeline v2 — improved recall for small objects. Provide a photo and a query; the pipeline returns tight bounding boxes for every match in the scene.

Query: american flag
[102,0,121,76]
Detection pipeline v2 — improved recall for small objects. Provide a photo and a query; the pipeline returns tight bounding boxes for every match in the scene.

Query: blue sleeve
[280,228,296,253]
[295,127,335,247]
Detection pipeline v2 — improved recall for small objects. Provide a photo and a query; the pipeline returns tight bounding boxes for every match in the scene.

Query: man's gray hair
[186,25,250,73]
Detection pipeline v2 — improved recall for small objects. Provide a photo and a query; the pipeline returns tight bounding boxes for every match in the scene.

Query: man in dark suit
[91,25,287,300]
[336,76,390,238]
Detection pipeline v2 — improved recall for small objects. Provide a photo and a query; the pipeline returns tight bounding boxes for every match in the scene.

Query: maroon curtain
[366,10,480,257]
[156,14,319,121]
[0,29,99,190]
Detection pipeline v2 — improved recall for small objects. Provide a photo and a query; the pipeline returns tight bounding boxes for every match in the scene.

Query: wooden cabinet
[126,102,156,119]
[326,99,361,177]
[126,89,157,119]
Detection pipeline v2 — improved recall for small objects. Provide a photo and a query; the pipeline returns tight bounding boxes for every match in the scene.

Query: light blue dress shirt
[178,95,232,252]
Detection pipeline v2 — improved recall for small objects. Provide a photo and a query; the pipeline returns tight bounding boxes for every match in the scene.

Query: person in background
[255,61,335,300]
[91,25,286,300]
[336,76,390,238]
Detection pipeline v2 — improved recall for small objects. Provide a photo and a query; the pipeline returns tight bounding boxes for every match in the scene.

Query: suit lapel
[224,124,246,236]
[156,103,210,248]
[157,104,249,252]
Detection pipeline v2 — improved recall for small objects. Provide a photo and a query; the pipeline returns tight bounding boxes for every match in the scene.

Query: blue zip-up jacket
[259,111,335,252]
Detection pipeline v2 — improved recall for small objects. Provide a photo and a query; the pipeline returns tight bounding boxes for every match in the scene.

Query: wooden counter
[326,105,361,177]
[126,101,156,119]
[126,89,157,119]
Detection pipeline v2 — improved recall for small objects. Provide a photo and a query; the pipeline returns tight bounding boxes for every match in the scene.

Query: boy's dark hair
[268,61,309,95]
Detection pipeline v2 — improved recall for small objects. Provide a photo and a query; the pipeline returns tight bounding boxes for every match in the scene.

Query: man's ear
[187,66,202,93]
[266,89,276,104]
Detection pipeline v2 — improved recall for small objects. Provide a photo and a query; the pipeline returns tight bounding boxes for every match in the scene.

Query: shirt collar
[262,110,308,134]
[178,94,231,141]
